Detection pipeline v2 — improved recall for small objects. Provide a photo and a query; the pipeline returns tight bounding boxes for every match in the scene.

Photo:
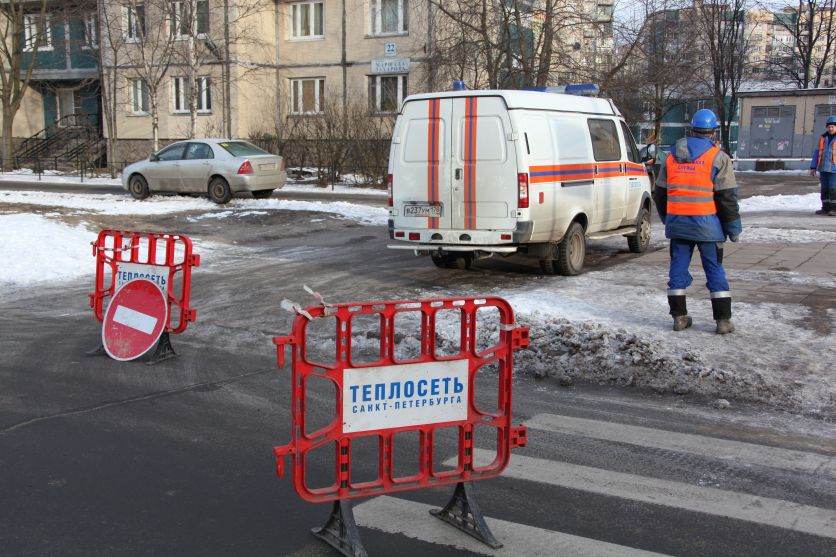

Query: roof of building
[738,81,836,96]
[403,89,620,116]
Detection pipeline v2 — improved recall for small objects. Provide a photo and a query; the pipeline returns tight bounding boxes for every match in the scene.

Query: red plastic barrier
[89,230,199,334]
[273,296,529,503]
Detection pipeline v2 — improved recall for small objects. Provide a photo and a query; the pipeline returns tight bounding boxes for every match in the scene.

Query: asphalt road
[1,180,834,556]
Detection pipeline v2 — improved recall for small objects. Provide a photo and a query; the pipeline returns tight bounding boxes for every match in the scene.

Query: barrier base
[145,333,177,365]
[430,481,502,549]
[311,499,368,557]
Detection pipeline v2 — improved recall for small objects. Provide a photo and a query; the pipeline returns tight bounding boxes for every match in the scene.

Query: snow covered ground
[2,186,834,417]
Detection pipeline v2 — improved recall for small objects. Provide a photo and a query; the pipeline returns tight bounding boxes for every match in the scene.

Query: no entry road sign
[102,278,168,361]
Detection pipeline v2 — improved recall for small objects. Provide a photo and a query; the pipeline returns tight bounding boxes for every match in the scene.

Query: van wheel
[208,177,232,204]
[431,253,447,268]
[539,258,559,275]
[448,253,473,270]
[557,222,585,276]
[628,207,652,253]
[129,174,150,200]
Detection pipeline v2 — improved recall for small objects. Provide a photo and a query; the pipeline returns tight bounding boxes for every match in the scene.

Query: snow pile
[0,190,388,225]
[739,193,820,212]
[0,214,96,285]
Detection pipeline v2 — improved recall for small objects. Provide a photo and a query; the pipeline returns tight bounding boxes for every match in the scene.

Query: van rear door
[392,98,454,231]
[451,96,517,231]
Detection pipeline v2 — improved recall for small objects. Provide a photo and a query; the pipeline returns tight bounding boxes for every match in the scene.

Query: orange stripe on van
[464,97,478,229]
[529,161,649,183]
[427,99,441,228]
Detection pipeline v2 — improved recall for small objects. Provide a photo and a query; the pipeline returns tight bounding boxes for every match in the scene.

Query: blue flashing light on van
[524,84,600,97]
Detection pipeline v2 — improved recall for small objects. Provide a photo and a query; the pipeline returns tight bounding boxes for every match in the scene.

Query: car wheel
[628,207,652,253]
[208,177,232,204]
[557,222,585,276]
[128,174,150,200]
[252,189,274,199]
[431,253,447,268]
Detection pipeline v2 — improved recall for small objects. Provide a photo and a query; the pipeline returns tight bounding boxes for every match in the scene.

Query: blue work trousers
[668,239,730,293]
[819,171,836,211]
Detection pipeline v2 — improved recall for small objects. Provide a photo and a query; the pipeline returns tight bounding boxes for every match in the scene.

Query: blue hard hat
[691,109,719,132]
[827,116,836,125]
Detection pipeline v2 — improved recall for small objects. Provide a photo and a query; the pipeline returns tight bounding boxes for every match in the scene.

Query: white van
[386,89,653,275]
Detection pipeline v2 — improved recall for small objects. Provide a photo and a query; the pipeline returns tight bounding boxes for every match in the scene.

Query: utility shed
[736,87,836,170]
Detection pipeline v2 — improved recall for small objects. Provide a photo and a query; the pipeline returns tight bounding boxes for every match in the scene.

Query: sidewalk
[639,241,836,316]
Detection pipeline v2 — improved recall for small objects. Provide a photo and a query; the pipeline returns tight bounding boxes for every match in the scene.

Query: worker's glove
[728,234,739,243]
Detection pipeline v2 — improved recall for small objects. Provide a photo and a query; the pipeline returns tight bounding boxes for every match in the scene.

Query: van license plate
[404,204,442,217]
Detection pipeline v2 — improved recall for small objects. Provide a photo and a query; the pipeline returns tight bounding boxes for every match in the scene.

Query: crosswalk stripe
[354,495,670,557]
[450,451,836,540]
[524,413,836,478]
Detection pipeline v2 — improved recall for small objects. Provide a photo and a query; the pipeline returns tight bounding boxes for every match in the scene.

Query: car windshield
[218,141,269,157]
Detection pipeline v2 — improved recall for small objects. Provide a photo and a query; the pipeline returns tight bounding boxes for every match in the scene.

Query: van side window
[403,119,445,163]
[551,117,591,161]
[620,121,641,163]
[588,119,621,161]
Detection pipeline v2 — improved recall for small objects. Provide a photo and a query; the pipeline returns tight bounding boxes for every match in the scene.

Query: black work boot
[668,295,692,331]
[711,296,734,335]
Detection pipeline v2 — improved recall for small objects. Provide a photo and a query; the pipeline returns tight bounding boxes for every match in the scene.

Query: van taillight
[518,173,530,208]
[387,174,393,207]
[279,157,287,171]
[238,161,254,175]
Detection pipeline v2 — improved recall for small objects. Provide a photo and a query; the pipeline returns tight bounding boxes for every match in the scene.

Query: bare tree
[428,0,600,89]
[0,0,47,170]
[764,0,836,88]
[168,0,270,138]
[643,0,701,144]
[105,0,178,152]
[98,0,129,170]
[696,0,750,153]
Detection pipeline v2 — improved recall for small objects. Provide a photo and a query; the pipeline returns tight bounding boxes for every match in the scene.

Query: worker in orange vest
[653,109,742,334]
[809,115,836,215]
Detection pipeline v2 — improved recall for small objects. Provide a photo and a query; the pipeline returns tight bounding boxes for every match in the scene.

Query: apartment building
[8,1,613,163]
[745,7,836,86]
[5,1,102,163]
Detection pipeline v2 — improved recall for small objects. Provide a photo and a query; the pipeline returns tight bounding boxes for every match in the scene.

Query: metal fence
[0,157,130,182]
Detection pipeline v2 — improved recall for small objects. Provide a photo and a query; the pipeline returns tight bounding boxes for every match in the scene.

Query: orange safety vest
[817,135,836,167]
[665,146,719,216]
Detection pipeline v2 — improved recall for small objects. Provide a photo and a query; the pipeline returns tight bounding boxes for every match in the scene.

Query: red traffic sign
[102,278,168,361]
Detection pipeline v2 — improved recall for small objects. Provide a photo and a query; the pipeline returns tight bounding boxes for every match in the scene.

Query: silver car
[122,139,287,204]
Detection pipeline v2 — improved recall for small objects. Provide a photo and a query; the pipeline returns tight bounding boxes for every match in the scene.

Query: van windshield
[219,141,269,157]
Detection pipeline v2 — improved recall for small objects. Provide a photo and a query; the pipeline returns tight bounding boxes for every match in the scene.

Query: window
[170,1,209,38]
[130,78,150,114]
[83,13,98,48]
[620,122,640,163]
[369,75,407,113]
[185,142,214,159]
[218,141,269,156]
[290,1,323,38]
[126,4,146,40]
[371,0,408,35]
[172,76,212,113]
[290,77,324,114]
[196,0,209,35]
[587,119,621,162]
[23,14,52,51]
[156,143,186,161]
